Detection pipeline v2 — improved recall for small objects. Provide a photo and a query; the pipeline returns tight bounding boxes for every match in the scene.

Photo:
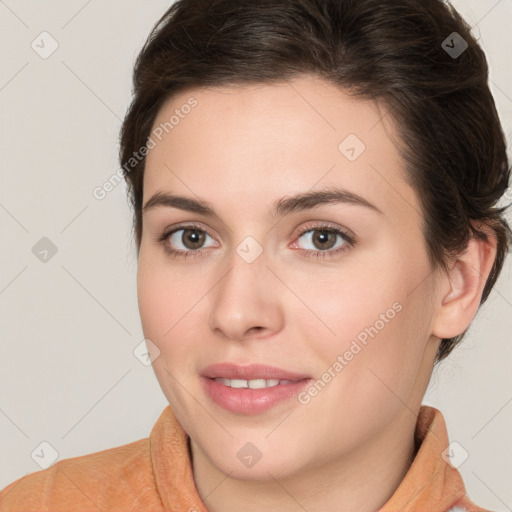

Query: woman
[1,0,510,510]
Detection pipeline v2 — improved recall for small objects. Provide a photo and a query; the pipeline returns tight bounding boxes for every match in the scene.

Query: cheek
[137,251,197,337]
[297,264,429,400]
[136,253,210,372]
[136,256,201,412]
[137,266,170,338]
[335,288,433,416]
[287,259,403,352]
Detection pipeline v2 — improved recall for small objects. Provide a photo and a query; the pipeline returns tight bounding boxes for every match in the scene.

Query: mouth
[200,363,313,415]
[211,377,297,388]
[200,362,311,381]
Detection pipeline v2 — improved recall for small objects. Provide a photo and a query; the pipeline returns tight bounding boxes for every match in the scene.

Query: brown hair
[119,0,512,364]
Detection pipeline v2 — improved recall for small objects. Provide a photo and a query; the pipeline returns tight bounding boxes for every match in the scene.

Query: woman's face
[138,75,442,479]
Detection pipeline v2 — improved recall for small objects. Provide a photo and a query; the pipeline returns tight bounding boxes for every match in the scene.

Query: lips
[200,363,311,381]
[200,364,313,415]
[200,363,313,414]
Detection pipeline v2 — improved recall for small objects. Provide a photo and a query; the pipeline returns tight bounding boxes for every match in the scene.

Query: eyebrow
[142,187,384,218]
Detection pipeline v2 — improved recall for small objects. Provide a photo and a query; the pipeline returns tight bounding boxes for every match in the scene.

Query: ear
[431,222,498,340]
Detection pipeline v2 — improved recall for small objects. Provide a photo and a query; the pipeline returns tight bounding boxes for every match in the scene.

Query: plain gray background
[1,0,511,509]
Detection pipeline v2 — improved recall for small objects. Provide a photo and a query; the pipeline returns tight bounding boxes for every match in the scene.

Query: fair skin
[137,75,496,512]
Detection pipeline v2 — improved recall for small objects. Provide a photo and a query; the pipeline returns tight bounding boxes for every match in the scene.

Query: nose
[208,247,284,342]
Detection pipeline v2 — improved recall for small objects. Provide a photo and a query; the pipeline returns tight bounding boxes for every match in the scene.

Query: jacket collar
[377,406,468,511]
[149,405,477,512]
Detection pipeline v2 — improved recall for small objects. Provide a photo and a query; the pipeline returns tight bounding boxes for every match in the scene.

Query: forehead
[143,75,421,226]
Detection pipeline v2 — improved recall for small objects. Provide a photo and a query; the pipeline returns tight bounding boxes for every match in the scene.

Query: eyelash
[157,222,356,260]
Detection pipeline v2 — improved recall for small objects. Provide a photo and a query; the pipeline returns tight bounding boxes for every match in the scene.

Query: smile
[213,378,295,388]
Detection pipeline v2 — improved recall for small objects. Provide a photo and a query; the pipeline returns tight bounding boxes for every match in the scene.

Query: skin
[137,75,497,512]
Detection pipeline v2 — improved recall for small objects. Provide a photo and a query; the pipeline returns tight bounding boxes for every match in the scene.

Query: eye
[158,224,217,259]
[292,223,355,259]
[157,222,355,260]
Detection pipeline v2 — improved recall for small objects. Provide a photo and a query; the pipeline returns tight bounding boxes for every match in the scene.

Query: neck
[190,405,418,512]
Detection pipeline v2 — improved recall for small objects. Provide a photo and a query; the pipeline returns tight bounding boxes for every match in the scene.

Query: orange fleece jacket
[0,405,493,512]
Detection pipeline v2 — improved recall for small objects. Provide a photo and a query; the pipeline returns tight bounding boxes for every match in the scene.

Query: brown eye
[163,226,216,253]
[180,228,206,250]
[296,227,350,253]
[310,230,337,250]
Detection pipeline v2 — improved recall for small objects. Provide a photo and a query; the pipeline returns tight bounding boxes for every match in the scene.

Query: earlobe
[431,224,498,340]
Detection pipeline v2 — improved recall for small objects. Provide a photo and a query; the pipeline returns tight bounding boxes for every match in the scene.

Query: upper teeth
[214,378,294,389]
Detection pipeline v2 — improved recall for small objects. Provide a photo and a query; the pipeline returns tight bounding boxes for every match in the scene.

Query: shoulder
[0,437,163,511]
